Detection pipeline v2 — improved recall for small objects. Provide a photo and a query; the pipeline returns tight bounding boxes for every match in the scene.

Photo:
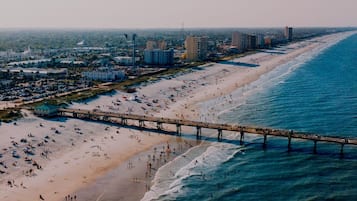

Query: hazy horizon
[1,0,356,29]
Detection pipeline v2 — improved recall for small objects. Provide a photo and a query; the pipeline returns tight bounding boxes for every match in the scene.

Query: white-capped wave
[141,142,243,201]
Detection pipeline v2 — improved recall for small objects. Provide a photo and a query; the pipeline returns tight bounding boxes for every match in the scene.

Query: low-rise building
[0,80,13,87]
[82,68,125,81]
[7,59,52,68]
[0,68,68,78]
[113,56,140,66]
[59,60,86,67]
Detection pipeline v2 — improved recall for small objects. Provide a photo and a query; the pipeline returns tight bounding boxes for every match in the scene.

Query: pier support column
[340,139,348,157]
[73,113,77,118]
[240,130,244,145]
[263,129,269,148]
[121,118,127,125]
[218,129,223,142]
[340,139,349,156]
[139,120,145,128]
[263,134,267,148]
[196,127,202,139]
[157,122,163,130]
[288,130,293,151]
[313,140,317,154]
[176,124,181,136]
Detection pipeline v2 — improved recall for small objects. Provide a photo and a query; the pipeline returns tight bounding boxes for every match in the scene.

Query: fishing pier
[57,108,357,155]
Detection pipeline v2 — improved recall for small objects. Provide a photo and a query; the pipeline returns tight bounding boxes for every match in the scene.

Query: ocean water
[142,32,357,201]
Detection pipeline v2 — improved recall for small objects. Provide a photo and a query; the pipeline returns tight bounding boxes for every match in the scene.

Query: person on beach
[7,180,13,187]
[149,162,152,172]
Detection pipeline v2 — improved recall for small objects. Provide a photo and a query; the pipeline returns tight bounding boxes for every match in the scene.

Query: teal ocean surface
[143,33,357,201]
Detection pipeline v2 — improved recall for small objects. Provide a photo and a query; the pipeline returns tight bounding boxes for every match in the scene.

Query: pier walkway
[58,108,357,155]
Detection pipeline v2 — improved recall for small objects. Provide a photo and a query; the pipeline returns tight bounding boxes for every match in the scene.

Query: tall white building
[231,32,248,51]
[256,34,265,48]
[284,26,293,41]
[185,36,208,61]
[144,49,174,66]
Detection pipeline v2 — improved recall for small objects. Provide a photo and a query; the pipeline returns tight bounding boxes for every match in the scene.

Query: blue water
[223,33,357,137]
[149,33,357,201]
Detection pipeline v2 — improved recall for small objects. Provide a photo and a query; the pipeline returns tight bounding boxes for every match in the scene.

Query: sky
[0,0,356,29]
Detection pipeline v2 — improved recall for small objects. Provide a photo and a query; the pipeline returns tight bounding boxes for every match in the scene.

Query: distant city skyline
[1,0,356,29]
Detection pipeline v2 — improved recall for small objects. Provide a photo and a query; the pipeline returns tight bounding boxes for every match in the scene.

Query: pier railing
[57,108,357,155]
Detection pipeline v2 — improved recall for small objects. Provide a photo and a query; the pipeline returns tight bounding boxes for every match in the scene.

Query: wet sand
[74,137,199,201]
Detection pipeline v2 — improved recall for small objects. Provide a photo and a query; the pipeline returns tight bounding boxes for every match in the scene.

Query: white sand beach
[0,31,353,201]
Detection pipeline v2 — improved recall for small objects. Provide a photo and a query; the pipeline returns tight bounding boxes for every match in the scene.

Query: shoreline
[0,31,354,201]
[140,31,355,200]
[74,137,201,201]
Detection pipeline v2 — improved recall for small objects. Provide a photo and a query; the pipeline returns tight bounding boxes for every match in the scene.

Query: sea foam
[141,142,243,201]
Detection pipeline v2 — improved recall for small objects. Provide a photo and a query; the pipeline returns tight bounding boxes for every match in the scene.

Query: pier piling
[139,120,144,127]
[218,129,223,141]
[157,122,163,130]
[288,130,293,151]
[263,134,267,148]
[196,127,202,139]
[176,124,181,135]
[240,130,244,145]
[263,129,269,148]
[313,140,317,154]
[121,118,127,125]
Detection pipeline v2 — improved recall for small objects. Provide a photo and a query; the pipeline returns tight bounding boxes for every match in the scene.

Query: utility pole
[124,33,137,75]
